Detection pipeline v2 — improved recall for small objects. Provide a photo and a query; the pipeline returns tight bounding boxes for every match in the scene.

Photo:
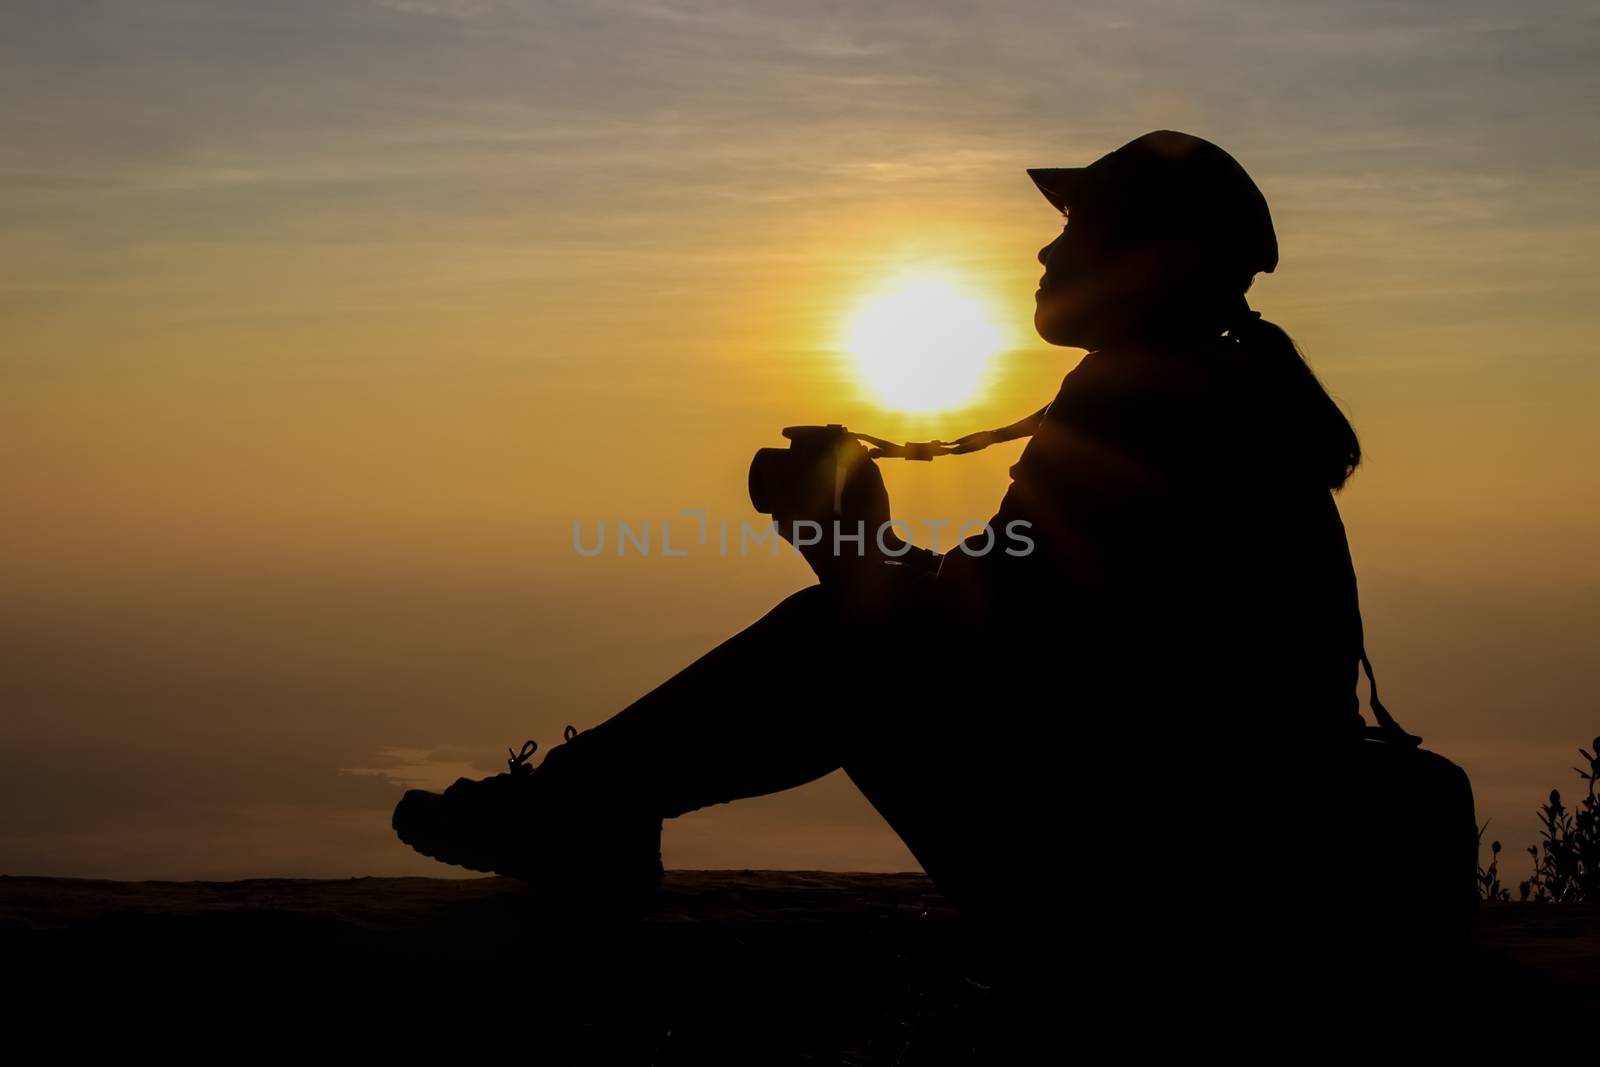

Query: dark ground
[3,871,1596,1060]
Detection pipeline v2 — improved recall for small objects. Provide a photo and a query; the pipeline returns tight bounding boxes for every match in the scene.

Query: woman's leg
[568,581,897,819]
[393,577,949,897]
[549,566,1005,930]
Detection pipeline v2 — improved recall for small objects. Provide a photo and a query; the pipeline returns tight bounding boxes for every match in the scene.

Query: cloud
[373,0,499,19]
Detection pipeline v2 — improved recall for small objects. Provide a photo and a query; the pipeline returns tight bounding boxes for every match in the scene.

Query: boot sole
[391,789,666,896]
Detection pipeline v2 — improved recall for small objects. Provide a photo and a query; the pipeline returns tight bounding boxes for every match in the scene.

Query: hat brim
[1027,167,1089,213]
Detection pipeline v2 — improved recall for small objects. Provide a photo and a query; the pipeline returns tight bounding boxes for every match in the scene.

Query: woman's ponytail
[1226,299,1362,491]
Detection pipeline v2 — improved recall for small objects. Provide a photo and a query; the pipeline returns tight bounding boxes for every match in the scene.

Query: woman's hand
[773,437,896,583]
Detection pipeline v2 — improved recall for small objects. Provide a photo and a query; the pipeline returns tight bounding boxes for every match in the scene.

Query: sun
[840,272,1008,413]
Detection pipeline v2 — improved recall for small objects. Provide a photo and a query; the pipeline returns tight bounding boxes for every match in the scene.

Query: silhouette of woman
[394,131,1475,1000]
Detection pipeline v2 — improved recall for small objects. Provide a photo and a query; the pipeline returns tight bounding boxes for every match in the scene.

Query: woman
[393,131,1471,973]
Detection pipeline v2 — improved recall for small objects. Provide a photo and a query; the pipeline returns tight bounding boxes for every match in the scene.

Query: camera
[748,425,940,574]
[747,425,889,528]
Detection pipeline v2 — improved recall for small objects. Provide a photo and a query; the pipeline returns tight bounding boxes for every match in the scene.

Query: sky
[2,0,1598,880]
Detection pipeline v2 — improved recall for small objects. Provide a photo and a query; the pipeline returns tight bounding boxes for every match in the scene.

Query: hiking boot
[391,726,664,907]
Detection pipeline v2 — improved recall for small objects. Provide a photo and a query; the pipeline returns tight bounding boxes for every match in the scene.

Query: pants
[578,569,1018,932]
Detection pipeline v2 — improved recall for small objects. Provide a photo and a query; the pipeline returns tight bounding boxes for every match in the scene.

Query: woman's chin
[1033,303,1077,347]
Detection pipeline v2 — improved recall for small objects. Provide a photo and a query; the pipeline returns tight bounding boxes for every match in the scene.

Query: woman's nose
[1037,234,1059,267]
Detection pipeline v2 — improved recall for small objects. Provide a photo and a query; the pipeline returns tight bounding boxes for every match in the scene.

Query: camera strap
[856,405,1050,461]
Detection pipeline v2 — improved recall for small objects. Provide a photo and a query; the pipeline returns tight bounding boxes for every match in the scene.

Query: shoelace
[506,740,539,775]
[503,725,581,777]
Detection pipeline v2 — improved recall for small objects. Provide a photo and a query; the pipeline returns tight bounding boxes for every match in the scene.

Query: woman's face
[1035,212,1234,349]
[1033,213,1117,349]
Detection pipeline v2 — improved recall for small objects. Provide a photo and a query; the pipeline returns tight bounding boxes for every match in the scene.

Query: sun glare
[840,273,1008,413]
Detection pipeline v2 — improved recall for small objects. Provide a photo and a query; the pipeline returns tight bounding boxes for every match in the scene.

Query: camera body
[748,425,939,578]
[748,424,884,532]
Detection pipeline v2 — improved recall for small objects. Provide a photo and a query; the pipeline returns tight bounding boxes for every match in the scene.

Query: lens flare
[841,273,1007,413]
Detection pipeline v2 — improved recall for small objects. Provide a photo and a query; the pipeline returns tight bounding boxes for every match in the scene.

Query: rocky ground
[3,870,1595,1060]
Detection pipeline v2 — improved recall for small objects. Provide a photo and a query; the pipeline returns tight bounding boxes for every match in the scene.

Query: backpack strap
[1359,648,1422,746]
[1351,562,1423,750]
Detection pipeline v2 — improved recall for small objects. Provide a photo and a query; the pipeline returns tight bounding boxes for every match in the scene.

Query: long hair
[1224,295,1362,492]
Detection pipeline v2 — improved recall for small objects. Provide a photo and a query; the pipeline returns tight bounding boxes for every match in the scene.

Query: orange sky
[3,0,1598,879]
